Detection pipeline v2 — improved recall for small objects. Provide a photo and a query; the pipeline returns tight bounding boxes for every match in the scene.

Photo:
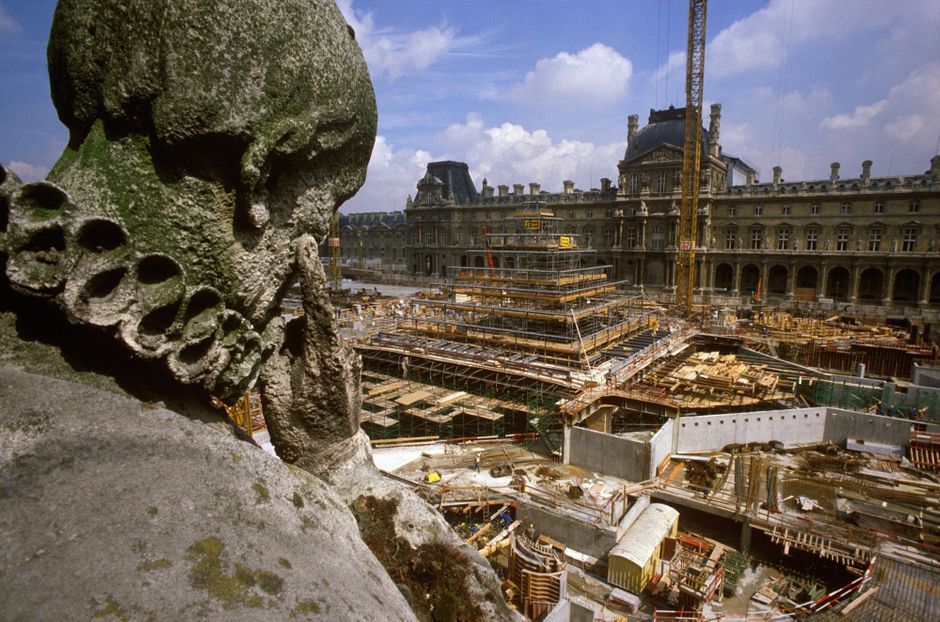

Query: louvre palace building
[347,104,940,319]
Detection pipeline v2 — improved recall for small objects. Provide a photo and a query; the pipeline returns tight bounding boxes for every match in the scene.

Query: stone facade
[339,211,407,272]
[397,107,940,318]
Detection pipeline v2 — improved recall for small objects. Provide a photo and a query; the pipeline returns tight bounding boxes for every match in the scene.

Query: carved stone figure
[1,2,514,619]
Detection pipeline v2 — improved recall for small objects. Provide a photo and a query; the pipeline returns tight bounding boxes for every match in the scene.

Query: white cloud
[0,5,21,33]
[337,0,463,79]
[820,100,887,129]
[6,160,48,181]
[510,43,632,107]
[881,62,940,146]
[341,136,435,213]
[885,115,926,142]
[342,115,623,213]
[708,0,899,77]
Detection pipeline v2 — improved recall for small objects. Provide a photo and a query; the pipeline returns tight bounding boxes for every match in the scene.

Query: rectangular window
[586,210,593,218]
[656,172,668,193]
[782,204,791,215]
[750,229,762,250]
[811,203,820,215]
[873,201,884,214]
[754,204,763,216]
[910,200,920,213]
[777,229,789,250]
[806,229,818,250]
[725,229,736,249]
[605,209,613,218]
[836,228,849,251]
[841,202,851,214]
[625,229,636,248]
[568,210,575,219]
[868,230,882,252]
[629,174,639,195]
[424,231,434,245]
[728,205,736,216]
[903,228,917,252]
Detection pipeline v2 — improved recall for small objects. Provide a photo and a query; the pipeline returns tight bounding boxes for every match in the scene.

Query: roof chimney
[497,184,509,198]
[600,178,612,192]
[627,114,639,152]
[708,103,721,157]
[861,160,872,183]
[772,166,782,186]
[529,182,540,195]
[513,183,525,197]
[830,162,840,182]
[563,180,575,194]
[482,179,494,198]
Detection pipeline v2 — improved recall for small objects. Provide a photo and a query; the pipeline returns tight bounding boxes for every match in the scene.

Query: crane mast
[676,0,707,312]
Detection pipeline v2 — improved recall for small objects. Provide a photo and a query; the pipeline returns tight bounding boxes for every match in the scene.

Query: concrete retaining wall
[822,409,921,447]
[522,502,616,559]
[649,418,674,475]
[675,408,828,453]
[568,426,650,482]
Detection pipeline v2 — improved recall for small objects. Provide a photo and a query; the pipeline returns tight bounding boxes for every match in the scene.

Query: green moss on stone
[137,558,172,572]
[290,600,321,618]
[91,595,129,621]
[184,536,284,609]
[252,481,270,503]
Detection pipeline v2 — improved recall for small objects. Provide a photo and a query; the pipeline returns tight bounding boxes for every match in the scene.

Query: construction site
[289,2,940,618]
[305,203,940,621]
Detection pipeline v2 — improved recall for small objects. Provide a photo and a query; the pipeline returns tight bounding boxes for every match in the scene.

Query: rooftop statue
[0,1,513,619]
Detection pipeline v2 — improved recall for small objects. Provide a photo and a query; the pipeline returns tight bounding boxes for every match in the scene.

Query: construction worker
[474,453,481,473]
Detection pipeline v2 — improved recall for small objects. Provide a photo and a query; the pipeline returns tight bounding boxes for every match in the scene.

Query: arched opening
[768,265,788,295]
[892,269,920,303]
[424,254,434,276]
[826,267,850,300]
[930,272,940,305]
[473,256,484,268]
[741,264,760,294]
[714,263,733,291]
[858,268,884,302]
[645,260,665,286]
[460,255,468,268]
[504,256,516,270]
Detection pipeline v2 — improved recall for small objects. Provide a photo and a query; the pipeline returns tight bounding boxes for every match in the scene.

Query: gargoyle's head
[1,0,376,398]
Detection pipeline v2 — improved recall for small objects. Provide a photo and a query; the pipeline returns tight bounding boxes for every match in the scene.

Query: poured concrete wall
[522,501,617,559]
[823,409,922,447]
[675,408,827,453]
[649,418,674,475]
[568,426,651,482]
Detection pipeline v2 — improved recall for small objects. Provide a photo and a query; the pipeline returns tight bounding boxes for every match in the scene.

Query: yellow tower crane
[676,0,708,313]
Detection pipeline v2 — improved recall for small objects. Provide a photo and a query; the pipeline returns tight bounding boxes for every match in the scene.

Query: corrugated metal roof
[609,503,678,568]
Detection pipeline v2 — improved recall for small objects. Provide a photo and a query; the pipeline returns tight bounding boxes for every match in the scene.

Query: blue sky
[2,1,938,213]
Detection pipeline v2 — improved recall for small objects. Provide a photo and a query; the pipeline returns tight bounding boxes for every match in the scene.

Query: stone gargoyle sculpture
[0,1,516,619]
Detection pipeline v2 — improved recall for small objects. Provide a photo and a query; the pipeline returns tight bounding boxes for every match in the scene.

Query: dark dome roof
[624,108,710,162]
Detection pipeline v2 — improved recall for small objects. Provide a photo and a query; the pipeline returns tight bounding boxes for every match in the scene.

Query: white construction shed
[607,503,679,594]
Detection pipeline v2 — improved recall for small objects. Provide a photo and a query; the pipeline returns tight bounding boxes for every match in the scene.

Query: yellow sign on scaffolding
[523,219,541,231]
[559,236,571,248]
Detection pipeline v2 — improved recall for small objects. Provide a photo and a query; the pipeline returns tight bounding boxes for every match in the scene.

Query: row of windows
[724,227,920,251]
[729,200,920,217]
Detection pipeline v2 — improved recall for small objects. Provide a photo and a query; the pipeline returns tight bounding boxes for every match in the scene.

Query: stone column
[786,262,797,300]
[760,260,769,300]
[850,264,861,305]
[883,267,896,306]
[819,263,830,301]
[733,260,742,297]
[919,267,930,306]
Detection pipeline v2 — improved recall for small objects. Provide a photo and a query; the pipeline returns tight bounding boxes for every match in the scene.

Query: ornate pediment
[640,146,682,164]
